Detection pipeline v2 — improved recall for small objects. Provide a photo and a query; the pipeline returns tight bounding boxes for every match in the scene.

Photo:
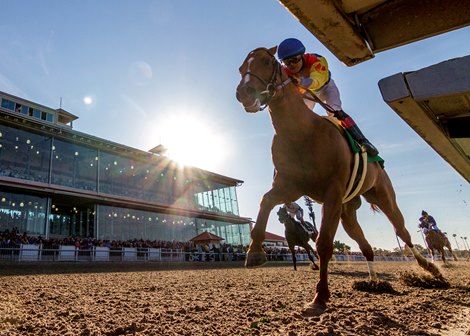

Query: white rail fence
[0,244,456,263]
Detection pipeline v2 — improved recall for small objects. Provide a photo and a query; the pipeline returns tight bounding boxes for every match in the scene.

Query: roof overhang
[378,56,470,183]
[278,0,470,183]
[278,0,470,66]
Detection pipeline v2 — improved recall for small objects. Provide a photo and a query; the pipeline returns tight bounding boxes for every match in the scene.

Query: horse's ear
[269,46,278,56]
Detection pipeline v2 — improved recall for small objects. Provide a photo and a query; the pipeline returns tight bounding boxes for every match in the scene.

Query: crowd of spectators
[3,228,407,260]
[0,228,251,261]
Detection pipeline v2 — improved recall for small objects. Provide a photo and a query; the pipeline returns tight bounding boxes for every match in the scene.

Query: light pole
[461,237,467,251]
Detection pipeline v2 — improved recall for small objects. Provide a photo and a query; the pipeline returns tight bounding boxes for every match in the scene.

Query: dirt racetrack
[1,260,469,336]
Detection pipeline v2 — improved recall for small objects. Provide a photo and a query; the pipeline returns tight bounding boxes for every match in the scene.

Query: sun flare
[151,114,227,171]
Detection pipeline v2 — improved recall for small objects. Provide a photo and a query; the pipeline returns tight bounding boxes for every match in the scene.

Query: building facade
[0,91,252,245]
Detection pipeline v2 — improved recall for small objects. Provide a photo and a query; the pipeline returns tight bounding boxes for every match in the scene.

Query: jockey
[284,202,315,234]
[419,210,440,233]
[277,38,379,157]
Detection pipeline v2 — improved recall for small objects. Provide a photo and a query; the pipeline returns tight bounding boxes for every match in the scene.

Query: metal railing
[0,245,460,263]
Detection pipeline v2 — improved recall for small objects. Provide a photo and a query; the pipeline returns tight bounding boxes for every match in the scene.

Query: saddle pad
[323,116,384,165]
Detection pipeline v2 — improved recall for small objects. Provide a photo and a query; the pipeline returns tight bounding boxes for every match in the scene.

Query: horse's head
[277,207,291,224]
[418,222,427,229]
[236,46,289,113]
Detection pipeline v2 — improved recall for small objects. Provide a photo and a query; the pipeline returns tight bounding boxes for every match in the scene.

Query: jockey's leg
[333,110,379,157]
[316,79,378,157]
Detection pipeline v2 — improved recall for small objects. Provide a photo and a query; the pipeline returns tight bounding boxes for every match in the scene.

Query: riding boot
[333,110,379,156]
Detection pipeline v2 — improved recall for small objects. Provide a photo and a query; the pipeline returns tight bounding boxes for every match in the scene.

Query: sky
[0,1,469,251]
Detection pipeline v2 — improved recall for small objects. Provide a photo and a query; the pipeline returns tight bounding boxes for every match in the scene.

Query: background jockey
[284,202,314,233]
[419,210,441,234]
[277,37,378,157]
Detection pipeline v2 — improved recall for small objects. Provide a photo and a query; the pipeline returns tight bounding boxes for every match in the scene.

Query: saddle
[277,207,317,237]
[323,116,384,203]
[299,221,316,236]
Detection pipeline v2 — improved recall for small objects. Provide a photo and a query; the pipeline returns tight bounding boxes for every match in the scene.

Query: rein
[240,48,291,111]
[302,90,336,114]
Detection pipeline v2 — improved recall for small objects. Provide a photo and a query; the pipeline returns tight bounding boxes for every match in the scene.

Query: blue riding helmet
[277,38,306,60]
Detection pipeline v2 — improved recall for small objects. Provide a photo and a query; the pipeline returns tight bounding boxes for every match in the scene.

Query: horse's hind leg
[446,242,458,261]
[305,245,319,270]
[363,172,443,279]
[341,197,377,280]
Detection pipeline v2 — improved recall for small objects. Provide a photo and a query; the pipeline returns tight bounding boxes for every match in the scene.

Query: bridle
[240,48,292,111]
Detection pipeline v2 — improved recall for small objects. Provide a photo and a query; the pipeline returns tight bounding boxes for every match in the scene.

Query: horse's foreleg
[429,248,435,262]
[245,188,283,268]
[291,248,297,271]
[440,248,447,264]
[304,197,342,315]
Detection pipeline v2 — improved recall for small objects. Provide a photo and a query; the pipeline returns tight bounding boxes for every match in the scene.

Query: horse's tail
[371,204,381,213]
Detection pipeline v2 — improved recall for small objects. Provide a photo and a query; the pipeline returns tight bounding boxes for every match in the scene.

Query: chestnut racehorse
[235,47,443,315]
[425,230,458,263]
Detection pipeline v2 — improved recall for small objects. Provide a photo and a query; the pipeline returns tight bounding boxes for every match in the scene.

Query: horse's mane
[277,207,291,224]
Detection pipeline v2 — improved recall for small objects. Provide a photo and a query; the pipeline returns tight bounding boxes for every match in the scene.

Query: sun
[152,114,227,171]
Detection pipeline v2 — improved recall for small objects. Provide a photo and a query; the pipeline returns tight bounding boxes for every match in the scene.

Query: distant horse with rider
[236,46,443,315]
[418,222,458,263]
[277,206,319,271]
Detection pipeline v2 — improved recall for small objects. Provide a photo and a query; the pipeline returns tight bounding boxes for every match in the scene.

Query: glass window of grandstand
[51,139,97,191]
[48,202,94,238]
[0,192,48,237]
[98,151,179,205]
[193,182,240,216]
[1,98,15,110]
[0,124,51,183]
[97,205,197,242]
[1,98,54,123]
[194,218,250,245]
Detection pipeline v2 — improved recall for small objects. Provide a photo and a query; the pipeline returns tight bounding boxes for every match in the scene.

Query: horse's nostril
[236,85,257,102]
[245,86,256,97]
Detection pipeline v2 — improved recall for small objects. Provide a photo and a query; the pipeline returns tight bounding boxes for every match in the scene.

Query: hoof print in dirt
[352,280,398,294]
[399,271,450,289]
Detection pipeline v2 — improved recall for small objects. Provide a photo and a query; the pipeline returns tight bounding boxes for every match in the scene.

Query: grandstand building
[0,91,252,245]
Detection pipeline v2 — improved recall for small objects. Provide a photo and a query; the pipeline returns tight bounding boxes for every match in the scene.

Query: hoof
[244,251,267,268]
[302,302,326,316]
[426,261,444,279]
[310,263,319,271]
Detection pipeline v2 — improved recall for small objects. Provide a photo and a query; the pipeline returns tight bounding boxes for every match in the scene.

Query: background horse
[277,207,319,271]
[426,231,458,263]
[235,46,443,315]
[418,223,458,263]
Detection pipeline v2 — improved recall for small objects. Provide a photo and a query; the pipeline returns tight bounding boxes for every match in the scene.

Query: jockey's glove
[299,77,313,89]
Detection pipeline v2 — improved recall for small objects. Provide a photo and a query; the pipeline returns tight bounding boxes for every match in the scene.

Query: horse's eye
[262,58,271,66]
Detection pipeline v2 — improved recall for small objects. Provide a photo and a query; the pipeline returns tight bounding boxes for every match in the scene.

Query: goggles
[283,55,302,66]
